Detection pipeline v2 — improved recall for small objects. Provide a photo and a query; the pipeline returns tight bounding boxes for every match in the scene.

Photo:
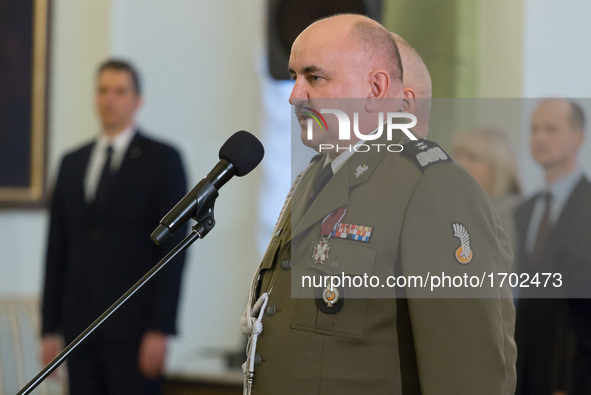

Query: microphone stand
[17,207,217,395]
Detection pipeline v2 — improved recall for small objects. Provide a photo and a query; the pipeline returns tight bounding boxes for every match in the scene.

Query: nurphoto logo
[302,108,418,153]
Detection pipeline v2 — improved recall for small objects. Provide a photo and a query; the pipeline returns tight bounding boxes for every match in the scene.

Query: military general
[241,15,516,395]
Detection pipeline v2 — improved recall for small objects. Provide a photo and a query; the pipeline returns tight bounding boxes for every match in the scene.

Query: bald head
[389,33,432,137]
[391,33,431,98]
[302,15,403,86]
[289,14,408,153]
[349,18,403,84]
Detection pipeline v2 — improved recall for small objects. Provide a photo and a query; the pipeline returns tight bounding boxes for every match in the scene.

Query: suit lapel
[291,158,349,240]
[118,130,144,174]
[76,143,94,208]
[542,177,591,260]
[291,159,323,230]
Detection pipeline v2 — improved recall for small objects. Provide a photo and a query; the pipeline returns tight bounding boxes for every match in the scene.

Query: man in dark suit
[515,98,591,395]
[41,59,187,395]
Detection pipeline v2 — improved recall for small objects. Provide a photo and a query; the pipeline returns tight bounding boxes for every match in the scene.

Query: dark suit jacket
[515,176,591,394]
[42,131,187,341]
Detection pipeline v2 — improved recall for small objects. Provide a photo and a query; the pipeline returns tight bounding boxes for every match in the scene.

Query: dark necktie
[308,164,333,207]
[531,192,552,266]
[95,145,114,205]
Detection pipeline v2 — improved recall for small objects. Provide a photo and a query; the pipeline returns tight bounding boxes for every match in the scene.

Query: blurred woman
[452,127,522,249]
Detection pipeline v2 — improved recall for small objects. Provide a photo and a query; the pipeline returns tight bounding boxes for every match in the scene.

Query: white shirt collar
[84,126,136,202]
[543,166,583,222]
[97,125,136,154]
[545,166,583,201]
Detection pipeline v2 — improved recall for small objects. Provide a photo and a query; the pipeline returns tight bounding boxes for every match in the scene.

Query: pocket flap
[305,238,376,276]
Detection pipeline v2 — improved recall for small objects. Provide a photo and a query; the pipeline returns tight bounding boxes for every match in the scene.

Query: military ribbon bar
[331,223,373,243]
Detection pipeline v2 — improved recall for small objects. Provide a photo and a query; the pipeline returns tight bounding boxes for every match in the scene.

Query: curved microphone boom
[150,130,264,245]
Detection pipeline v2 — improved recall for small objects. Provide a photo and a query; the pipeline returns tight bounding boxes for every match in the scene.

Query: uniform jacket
[515,176,591,394]
[250,131,517,395]
[42,131,187,341]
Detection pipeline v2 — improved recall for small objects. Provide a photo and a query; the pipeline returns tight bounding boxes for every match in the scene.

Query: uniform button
[265,304,277,317]
[329,260,339,269]
[281,259,292,271]
[274,229,282,237]
[254,354,262,366]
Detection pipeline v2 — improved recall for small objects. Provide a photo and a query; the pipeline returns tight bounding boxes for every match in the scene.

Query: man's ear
[401,88,416,113]
[366,69,390,112]
[134,95,143,111]
[575,128,584,149]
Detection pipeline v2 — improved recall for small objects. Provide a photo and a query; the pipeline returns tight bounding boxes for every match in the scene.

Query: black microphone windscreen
[219,131,265,176]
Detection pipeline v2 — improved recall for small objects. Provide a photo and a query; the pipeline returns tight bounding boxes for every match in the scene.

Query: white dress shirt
[85,126,136,203]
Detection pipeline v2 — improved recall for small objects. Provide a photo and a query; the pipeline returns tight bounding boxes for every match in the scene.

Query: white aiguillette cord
[239,162,315,395]
[240,289,271,395]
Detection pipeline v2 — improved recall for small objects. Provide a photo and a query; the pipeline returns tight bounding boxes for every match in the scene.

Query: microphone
[150,131,264,245]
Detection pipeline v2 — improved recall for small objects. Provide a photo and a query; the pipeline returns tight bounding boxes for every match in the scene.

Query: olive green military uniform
[246,130,516,394]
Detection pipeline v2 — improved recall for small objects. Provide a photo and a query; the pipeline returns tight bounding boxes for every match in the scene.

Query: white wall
[522,0,591,98]
[110,0,267,375]
[519,0,591,196]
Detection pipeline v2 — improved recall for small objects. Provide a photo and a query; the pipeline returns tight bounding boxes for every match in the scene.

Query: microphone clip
[193,201,216,239]
[151,181,220,245]
[191,180,217,239]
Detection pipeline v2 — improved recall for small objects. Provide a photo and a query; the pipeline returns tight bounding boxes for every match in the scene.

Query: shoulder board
[401,139,452,173]
[309,153,324,164]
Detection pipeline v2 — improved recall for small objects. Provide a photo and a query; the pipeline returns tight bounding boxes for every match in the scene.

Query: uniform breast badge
[355,164,368,178]
[312,239,330,264]
[452,222,473,264]
[312,208,347,264]
[322,285,340,307]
